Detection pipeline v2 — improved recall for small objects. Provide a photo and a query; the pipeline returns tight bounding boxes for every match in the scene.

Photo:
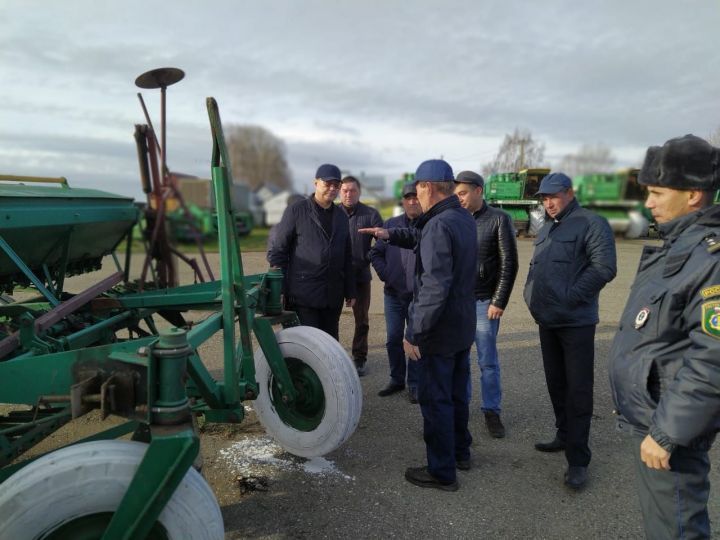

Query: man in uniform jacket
[361,159,477,491]
[370,182,423,402]
[523,172,616,490]
[340,176,383,375]
[454,170,518,438]
[267,163,356,339]
[609,134,720,538]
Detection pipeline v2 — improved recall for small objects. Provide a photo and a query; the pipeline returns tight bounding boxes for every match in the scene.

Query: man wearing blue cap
[609,135,720,538]
[523,171,616,490]
[360,159,477,491]
[268,164,356,339]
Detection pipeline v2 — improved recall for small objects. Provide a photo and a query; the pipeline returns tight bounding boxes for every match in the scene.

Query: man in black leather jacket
[523,172,616,490]
[454,171,518,438]
[609,134,720,538]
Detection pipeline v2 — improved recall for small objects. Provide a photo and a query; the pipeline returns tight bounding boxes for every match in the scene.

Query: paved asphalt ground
[23,238,718,539]
[218,238,719,539]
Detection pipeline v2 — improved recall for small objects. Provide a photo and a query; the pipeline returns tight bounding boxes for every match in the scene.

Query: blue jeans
[469,299,501,413]
[384,293,418,389]
[417,349,472,483]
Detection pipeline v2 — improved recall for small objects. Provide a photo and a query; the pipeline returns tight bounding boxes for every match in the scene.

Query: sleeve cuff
[649,426,677,453]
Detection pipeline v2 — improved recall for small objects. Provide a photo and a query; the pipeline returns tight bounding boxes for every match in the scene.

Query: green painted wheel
[271,357,326,431]
[42,513,168,540]
[254,326,362,457]
[0,441,224,540]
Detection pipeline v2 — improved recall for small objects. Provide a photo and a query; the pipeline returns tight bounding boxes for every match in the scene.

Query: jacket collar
[416,194,461,229]
[547,198,579,223]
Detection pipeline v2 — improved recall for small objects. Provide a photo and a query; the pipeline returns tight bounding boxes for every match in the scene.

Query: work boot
[534,437,566,452]
[564,466,588,490]
[354,358,367,377]
[456,457,472,471]
[378,382,405,397]
[484,411,506,438]
[404,467,458,492]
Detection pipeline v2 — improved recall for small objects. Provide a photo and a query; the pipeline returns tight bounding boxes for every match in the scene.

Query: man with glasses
[523,172,616,490]
[268,164,356,339]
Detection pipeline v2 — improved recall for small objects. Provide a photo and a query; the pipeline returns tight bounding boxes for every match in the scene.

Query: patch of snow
[219,435,354,481]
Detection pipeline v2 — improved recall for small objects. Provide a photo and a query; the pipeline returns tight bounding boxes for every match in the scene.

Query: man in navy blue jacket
[361,159,477,491]
[523,172,616,490]
[267,164,356,339]
[370,182,423,402]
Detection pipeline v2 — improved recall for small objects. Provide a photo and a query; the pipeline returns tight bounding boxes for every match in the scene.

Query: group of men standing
[269,134,720,538]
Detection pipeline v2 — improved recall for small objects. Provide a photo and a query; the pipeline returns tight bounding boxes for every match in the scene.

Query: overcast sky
[1,1,719,199]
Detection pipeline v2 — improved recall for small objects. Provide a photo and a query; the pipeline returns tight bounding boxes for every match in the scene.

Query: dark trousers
[538,324,595,467]
[417,348,472,484]
[630,436,711,539]
[384,292,418,388]
[294,303,343,340]
[351,280,371,361]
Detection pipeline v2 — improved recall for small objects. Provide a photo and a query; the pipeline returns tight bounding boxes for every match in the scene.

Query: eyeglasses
[319,180,341,189]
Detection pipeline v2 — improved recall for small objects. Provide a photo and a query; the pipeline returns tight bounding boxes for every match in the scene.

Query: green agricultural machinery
[484,168,549,235]
[0,93,361,539]
[573,168,650,238]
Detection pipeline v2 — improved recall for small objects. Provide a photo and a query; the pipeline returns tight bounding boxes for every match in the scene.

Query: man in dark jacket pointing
[609,134,720,538]
[523,172,616,490]
[361,159,477,491]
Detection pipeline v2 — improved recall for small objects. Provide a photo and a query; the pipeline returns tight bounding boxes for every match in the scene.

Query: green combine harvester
[483,168,549,235]
[573,168,650,238]
[0,90,361,539]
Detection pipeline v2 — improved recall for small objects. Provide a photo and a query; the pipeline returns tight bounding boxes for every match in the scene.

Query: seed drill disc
[135,67,185,89]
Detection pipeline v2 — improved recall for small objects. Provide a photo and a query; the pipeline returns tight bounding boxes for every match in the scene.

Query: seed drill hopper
[0,92,361,539]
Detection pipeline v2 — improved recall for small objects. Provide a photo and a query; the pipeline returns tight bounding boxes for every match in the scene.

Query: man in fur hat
[609,134,720,538]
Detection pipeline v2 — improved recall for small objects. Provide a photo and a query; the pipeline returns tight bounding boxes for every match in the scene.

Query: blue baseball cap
[315,163,341,182]
[415,159,454,182]
[536,172,572,195]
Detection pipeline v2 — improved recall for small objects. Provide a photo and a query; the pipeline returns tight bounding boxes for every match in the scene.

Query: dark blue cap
[536,172,572,195]
[315,163,341,181]
[415,159,454,182]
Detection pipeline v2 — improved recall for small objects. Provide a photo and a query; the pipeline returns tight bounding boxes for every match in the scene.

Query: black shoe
[404,467,458,492]
[378,383,405,397]
[534,437,566,452]
[484,412,506,438]
[408,387,418,404]
[456,458,472,471]
[564,466,588,490]
[355,359,367,377]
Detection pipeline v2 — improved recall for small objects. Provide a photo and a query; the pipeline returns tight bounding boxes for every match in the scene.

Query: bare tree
[707,126,720,146]
[226,125,292,190]
[558,143,617,177]
[481,128,546,176]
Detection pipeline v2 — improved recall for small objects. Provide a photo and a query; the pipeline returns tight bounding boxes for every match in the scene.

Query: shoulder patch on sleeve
[701,301,720,339]
[703,234,720,254]
[701,285,720,299]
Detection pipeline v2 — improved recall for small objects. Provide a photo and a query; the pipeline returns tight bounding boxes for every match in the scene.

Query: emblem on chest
[634,307,651,329]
